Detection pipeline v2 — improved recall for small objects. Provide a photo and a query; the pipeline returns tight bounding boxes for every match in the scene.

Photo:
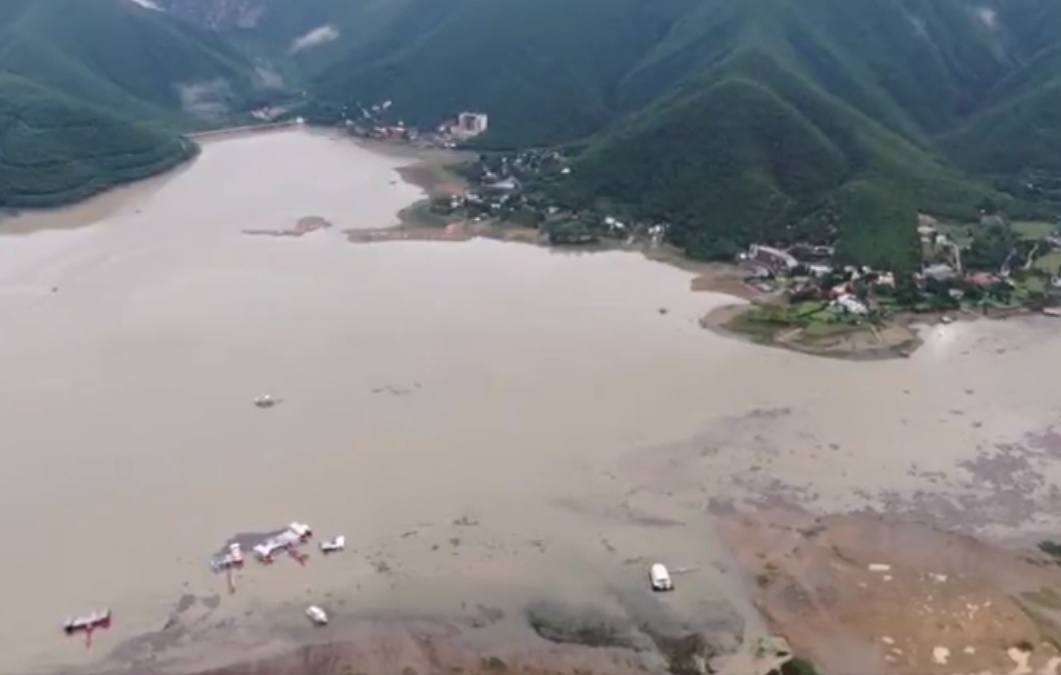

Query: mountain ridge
[0,0,274,209]
[0,70,196,209]
[9,0,1061,268]
[292,0,1061,266]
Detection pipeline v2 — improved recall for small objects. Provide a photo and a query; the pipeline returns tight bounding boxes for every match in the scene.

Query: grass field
[1012,221,1058,240]
[1034,250,1061,274]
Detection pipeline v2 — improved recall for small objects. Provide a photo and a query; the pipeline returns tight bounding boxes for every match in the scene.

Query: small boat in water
[305,605,328,626]
[253,394,277,408]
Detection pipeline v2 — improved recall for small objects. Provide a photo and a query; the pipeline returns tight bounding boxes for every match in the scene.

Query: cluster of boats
[208,521,332,571]
[66,521,347,642]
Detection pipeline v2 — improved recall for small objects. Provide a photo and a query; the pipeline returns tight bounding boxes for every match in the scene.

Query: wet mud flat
[715,506,1061,675]
[80,584,755,675]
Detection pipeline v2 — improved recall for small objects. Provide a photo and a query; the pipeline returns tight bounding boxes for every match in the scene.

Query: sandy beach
[4,128,1061,675]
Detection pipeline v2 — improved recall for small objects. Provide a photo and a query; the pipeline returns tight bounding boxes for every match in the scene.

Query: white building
[831,294,869,315]
[748,244,798,272]
[455,112,489,137]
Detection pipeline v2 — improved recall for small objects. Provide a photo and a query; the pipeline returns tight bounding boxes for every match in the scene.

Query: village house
[483,177,519,192]
[831,293,869,315]
[923,263,958,283]
[748,244,798,273]
[966,271,998,288]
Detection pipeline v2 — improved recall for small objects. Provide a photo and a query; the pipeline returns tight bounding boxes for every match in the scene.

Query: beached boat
[209,542,244,572]
[320,535,345,554]
[252,522,313,561]
[63,609,111,635]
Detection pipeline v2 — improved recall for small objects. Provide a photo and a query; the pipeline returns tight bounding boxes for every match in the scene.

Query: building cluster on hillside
[441,112,489,139]
[327,102,1061,318]
[334,100,490,149]
[431,147,672,248]
[739,210,1061,318]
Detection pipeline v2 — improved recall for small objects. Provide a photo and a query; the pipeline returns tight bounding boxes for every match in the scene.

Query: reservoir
[2,129,1060,674]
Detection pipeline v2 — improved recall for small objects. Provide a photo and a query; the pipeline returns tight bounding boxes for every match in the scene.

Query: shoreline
[0,122,1036,365]
[0,139,199,234]
[0,122,312,235]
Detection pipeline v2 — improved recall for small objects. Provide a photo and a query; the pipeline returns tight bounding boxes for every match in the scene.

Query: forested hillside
[0,0,266,209]
[151,0,419,76]
[0,0,263,126]
[294,0,1061,268]
[0,73,195,208]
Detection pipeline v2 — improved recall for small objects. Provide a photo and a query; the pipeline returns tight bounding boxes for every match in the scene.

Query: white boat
[649,563,674,591]
[305,605,328,626]
[253,395,277,408]
[252,522,313,561]
[63,609,112,634]
[209,543,244,572]
[320,535,345,554]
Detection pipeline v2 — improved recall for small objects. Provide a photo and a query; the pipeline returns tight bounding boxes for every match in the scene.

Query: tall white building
[455,112,489,137]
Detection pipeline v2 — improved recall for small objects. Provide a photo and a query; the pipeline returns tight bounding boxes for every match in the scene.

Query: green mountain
[0,0,264,126]
[11,0,1061,268]
[297,0,1061,268]
[0,0,267,210]
[0,72,195,208]
[150,0,419,78]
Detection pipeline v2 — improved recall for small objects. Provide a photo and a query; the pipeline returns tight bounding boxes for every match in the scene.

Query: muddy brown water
[2,128,1061,675]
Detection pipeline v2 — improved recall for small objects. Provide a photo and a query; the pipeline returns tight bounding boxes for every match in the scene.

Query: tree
[894,274,920,306]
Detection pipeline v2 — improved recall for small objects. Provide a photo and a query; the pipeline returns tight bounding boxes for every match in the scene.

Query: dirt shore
[344,220,540,245]
[352,138,471,200]
[715,505,1061,675]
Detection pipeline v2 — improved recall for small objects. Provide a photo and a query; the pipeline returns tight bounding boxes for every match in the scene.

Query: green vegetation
[0,0,270,209]
[1039,540,1061,563]
[729,301,869,344]
[0,73,195,208]
[1036,251,1061,274]
[15,0,1061,248]
[297,0,1061,269]
[1011,221,1058,240]
[1022,587,1061,611]
[0,0,264,126]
